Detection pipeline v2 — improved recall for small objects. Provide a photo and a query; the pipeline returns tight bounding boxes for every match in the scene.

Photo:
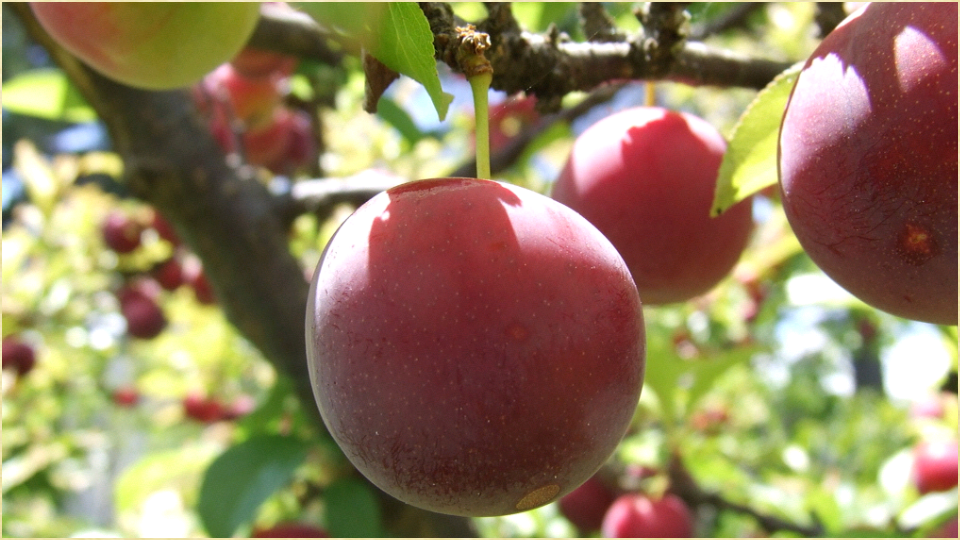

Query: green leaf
[711,62,803,216]
[376,97,427,143]
[684,346,756,416]
[300,2,452,121]
[324,477,385,538]
[197,435,311,538]
[641,330,685,428]
[1,69,97,122]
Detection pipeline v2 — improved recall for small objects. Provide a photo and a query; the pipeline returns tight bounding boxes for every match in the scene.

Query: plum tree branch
[246,2,350,62]
[667,451,825,537]
[243,1,798,109]
[420,2,795,111]
[10,3,321,427]
[12,5,477,536]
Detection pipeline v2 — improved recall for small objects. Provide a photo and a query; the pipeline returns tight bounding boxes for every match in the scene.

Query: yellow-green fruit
[31,2,262,90]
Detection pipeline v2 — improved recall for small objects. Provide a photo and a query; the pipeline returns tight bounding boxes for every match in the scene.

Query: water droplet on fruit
[515,484,560,511]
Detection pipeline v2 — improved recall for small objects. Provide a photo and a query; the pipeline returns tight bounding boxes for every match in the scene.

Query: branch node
[455,24,493,78]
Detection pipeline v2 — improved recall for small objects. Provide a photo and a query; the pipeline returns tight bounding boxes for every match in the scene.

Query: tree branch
[667,451,825,537]
[12,5,477,535]
[245,2,350,63]
[579,2,625,43]
[421,1,794,112]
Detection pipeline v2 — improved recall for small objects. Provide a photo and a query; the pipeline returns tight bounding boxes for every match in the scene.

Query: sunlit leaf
[114,444,220,512]
[2,69,97,122]
[299,2,452,121]
[712,62,803,216]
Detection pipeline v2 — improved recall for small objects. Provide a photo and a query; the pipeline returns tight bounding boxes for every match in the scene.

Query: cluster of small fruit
[558,469,694,538]
[111,380,255,424]
[99,207,258,423]
[194,46,316,176]
[101,208,215,341]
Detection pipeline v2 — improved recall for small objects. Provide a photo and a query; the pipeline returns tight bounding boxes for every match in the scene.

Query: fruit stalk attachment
[456,25,493,180]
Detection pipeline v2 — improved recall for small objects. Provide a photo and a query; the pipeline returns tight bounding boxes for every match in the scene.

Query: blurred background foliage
[2,2,957,538]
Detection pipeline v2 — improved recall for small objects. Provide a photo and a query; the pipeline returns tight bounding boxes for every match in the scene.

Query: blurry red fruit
[2,337,37,377]
[183,393,225,423]
[152,257,185,291]
[558,475,618,532]
[151,211,181,247]
[601,493,694,538]
[112,386,140,407]
[231,47,299,79]
[102,211,144,254]
[913,439,959,494]
[117,285,167,339]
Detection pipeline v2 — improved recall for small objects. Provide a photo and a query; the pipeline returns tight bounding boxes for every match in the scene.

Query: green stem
[468,71,493,179]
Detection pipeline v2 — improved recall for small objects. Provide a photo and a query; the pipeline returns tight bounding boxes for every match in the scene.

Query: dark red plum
[779,2,958,325]
[306,178,645,516]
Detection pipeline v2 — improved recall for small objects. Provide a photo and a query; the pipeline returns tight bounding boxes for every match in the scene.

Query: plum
[2,337,37,377]
[102,211,144,254]
[912,439,959,495]
[306,178,645,516]
[558,474,619,532]
[552,106,754,305]
[778,2,958,325]
[30,2,262,90]
[601,493,693,538]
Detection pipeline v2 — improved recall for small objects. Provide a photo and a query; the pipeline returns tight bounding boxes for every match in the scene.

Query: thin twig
[668,451,825,537]
[579,2,625,43]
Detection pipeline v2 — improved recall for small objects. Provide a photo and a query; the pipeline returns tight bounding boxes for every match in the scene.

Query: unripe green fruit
[30,2,262,90]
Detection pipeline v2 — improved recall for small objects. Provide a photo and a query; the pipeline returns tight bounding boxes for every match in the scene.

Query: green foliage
[1,68,97,122]
[198,435,311,537]
[299,2,453,120]
[712,62,802,216]
[323,477,385,537]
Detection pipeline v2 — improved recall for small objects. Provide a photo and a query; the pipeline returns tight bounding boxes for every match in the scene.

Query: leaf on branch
[2,68,97,122]
[324,477,386,537]
[712,62,804,216]
[299,2,453,121]
[197,435,311,538]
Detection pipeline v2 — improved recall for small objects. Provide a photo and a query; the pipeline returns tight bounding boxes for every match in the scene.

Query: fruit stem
[456,24,494,180]
[645,82,656,107]
[469,71,493,179]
